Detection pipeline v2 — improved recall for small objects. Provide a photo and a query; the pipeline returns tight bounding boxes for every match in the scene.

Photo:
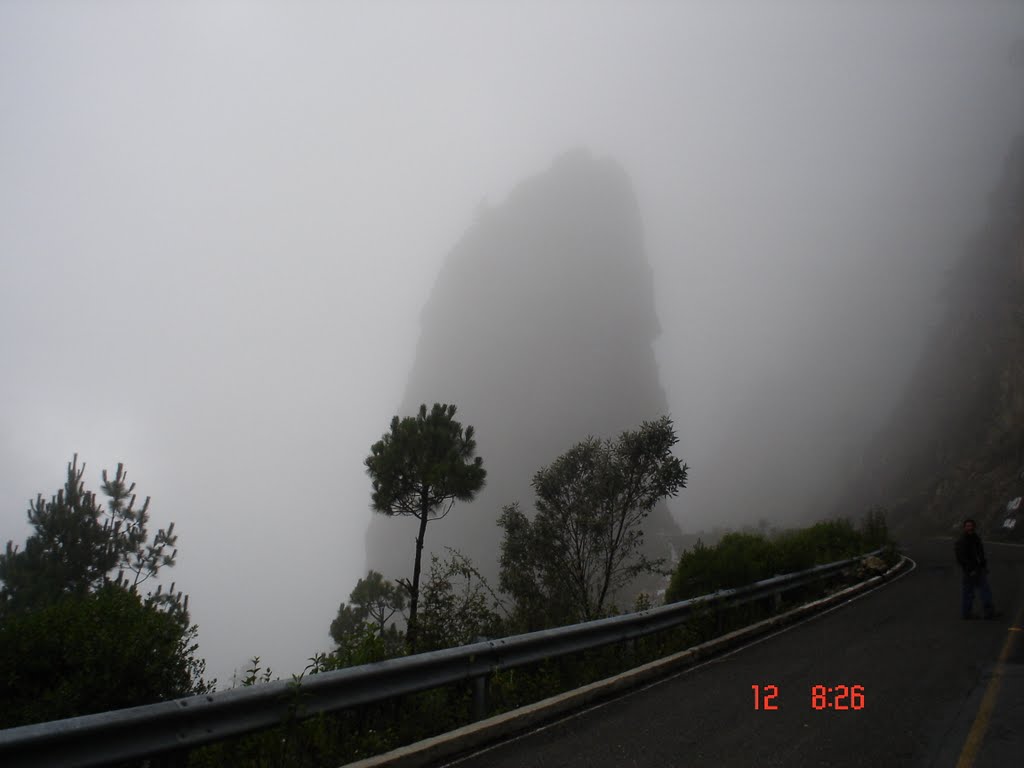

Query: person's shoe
[983,610,1003,620]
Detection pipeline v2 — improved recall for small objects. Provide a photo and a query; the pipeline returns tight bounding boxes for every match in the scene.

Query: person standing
[954,519,999,619]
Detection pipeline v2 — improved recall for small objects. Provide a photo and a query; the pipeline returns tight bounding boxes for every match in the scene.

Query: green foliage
[208,549,507,766]
[324,577,409,680]
[190,659,477,768]
[349,570,406,635]
[328,604,365,647]
[0,584,210,729]
[666,533,778,601]
[348,569,403,626]
[666,511,893,602]
[861,505,891,549]
[0,456,211,728]
[238,657,275,687]
[364,403,486,652]
[499,416,687,625]
[329,570,405,647]
[497,502,575,631]
[331,622,403,669]
[773,518,864,574]
[633,591,654,612]
[0,455,177,616]
[417,549,505,651]
[364,403,487,520]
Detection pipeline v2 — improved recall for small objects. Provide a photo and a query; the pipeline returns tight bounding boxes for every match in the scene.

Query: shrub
[666,513,892,603]
[0,584,210,729]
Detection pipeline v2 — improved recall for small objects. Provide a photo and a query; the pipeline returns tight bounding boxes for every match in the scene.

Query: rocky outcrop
[364,150,684,590]
[843,135,1024,534]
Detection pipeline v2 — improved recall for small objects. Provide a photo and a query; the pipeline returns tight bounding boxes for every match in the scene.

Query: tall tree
[500,416,687,624]
[365,403,486,652]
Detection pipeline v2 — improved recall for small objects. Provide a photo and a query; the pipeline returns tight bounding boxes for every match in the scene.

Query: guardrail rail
[0,549,887,767]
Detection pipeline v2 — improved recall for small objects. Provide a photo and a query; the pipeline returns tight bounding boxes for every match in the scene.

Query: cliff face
[365,150,683,587]
[845,134,1024,534]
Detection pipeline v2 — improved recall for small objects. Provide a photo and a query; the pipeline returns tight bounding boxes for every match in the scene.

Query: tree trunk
[407,498,430,653]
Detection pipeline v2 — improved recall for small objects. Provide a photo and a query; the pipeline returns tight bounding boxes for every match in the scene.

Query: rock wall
[365,150,683,589]
[842,134,1024,533]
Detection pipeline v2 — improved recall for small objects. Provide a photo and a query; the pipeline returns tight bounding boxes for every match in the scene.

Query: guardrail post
[472,636,490,721]
[473,673,489,721]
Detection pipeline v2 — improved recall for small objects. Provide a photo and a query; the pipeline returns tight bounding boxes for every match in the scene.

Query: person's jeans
[962,571,994,617]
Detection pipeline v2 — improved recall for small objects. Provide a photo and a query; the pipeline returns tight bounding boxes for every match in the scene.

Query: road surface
[441,539,1024,768]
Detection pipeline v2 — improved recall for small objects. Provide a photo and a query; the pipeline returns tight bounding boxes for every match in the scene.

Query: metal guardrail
[0,549,885,767]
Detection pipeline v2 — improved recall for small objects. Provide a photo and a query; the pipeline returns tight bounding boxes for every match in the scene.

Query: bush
[0,584,210,729]
[666,513,892,603]
[861,506,890,549]
[666,533,777,601]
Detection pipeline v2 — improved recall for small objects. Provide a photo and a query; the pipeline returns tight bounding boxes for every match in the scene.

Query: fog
[2,1,1022,684]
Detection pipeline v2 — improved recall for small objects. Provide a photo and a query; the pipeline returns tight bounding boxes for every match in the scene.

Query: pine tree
[0,456,210,727]
[0,455,177,616]
[365,403,486,652]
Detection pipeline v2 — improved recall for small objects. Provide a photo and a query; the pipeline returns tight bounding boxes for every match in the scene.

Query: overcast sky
[2,1,1022,685]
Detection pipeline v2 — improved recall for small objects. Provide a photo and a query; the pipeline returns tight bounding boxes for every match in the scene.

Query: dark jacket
[955,533,988,574]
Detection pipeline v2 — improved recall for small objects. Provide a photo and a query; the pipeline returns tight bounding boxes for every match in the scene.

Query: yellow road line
[955,609,1024,767]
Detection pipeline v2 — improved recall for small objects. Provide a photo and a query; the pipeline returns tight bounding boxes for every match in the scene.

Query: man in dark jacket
[954,519,997,619]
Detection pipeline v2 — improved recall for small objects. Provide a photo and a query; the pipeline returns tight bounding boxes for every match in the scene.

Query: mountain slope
[844,134,1024,534]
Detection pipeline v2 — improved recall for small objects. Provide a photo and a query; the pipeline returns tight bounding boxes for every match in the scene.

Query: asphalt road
[440,539,1024,768]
